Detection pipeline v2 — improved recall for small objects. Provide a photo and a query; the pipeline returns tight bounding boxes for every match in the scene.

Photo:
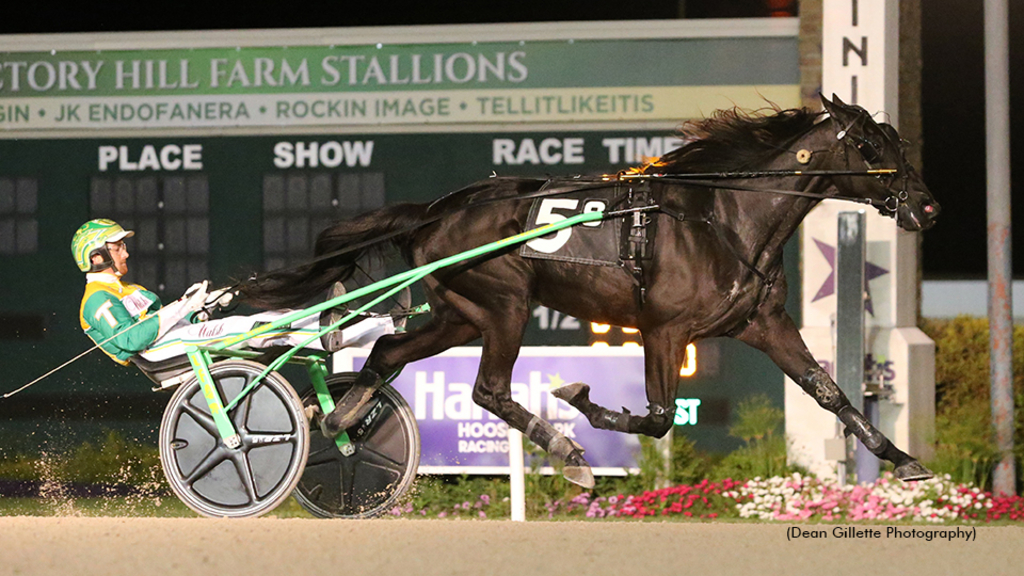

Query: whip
[1,322,146,399]
[3,285,228,399]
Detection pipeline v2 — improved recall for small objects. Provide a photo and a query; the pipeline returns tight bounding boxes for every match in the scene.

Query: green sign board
[0,35,798,129]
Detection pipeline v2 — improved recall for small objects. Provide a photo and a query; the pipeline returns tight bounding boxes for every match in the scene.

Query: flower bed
[391,473,1024,523]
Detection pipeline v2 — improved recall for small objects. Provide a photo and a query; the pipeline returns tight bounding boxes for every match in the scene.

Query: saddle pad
[519,188,621,266]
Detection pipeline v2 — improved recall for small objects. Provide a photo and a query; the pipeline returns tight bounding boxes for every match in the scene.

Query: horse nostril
[924,204,935,215]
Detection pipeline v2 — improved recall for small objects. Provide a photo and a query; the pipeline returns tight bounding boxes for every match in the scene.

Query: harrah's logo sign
[412,370,580,422]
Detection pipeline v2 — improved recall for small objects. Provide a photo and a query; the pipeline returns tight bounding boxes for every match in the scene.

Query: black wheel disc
[158,360,309,518]
[294,373,420,518]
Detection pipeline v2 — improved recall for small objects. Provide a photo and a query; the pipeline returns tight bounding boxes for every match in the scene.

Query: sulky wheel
[158,360,309,518]
[293,372,420,518]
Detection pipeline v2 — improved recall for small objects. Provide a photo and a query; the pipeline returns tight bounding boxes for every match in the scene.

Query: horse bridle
[832,110,911,217]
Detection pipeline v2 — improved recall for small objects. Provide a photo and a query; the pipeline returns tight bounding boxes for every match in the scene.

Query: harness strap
[657,206,771,287]
[619,182,658,307]
[657,178,881,208]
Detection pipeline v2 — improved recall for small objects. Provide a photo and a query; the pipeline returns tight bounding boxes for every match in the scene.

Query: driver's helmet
[71,219,134,272]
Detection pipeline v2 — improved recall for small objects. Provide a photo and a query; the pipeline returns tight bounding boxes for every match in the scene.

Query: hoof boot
[563,466,595,489]
[894,460,934,482]
[551,382,589,405]
[320,386,375,437]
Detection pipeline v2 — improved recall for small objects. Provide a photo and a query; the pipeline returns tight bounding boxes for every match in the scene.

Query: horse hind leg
[452,291,595,488]
[321,305,480,436]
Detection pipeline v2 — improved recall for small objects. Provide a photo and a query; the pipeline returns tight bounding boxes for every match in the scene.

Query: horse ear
[830,93,849,108]
[821,93,858,126]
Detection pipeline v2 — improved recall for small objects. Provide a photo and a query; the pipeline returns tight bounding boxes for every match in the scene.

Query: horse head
[820,94,940,231]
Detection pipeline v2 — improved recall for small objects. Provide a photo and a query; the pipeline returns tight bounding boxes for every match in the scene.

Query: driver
[72,219,393,364]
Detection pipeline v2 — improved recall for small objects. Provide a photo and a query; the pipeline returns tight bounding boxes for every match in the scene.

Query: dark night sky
[0,0,1019,279]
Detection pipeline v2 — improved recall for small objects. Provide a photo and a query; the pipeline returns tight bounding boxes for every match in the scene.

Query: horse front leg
[552,324,686,439]
[736,308,933,481]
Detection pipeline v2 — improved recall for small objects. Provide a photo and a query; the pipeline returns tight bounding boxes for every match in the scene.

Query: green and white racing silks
[80,272,397,365]
[79,272,162,365]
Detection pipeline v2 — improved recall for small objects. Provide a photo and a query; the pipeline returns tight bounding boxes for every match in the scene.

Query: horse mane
[641,105,825,174]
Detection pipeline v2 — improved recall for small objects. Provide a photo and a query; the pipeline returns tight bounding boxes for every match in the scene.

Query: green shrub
[711,394,801,481]
[618,433,713,492]
[668,433,713,486]
[920,316,1024,490]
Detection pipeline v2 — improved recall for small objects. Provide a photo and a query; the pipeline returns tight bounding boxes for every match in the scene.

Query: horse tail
[237,202,429,309]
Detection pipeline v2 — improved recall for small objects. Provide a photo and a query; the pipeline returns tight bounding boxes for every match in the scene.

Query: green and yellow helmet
[71,219,134,272]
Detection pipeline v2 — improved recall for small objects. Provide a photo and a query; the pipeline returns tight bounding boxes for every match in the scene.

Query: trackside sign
[335,347,648,475]
[0,32,799,129]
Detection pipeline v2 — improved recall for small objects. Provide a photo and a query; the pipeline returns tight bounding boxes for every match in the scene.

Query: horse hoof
[551,382,589,404]
[303,403,323,425]
[319,386,374,437]
[563,466,595,489]
[894,460,934,481]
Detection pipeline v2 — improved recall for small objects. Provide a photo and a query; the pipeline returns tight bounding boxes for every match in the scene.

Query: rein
[243,167,894,291]
[244,111,910,293]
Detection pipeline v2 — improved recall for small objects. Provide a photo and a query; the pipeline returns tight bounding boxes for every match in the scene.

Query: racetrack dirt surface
[0,517,1019,576]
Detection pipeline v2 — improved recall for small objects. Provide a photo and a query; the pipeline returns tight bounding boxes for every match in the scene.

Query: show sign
[334,347,648,475]
[0,21,799,130]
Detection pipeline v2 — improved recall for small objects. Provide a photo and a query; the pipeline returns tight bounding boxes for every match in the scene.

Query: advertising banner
[0,33,798,130]
[335,347,647,475]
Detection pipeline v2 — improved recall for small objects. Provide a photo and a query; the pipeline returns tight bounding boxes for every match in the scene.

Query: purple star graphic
[810,238,889,316]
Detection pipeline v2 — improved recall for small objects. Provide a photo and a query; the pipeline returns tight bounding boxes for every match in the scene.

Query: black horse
[240,95,940,488]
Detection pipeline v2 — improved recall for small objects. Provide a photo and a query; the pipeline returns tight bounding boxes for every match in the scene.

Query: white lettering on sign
[532,306,582,330]
[674,398,702,426]
[458,440,509,453]
[492,138,585,165]
[455,421,575,454]
[97,144,202,171]
[209,58,311,88]
[457,421,509,438]
[413,370,579,421]
[0,60,105,92]
[602,136,684,164]
[822,0,899,125]
[272,140,374,168]
[320,51,527,87]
